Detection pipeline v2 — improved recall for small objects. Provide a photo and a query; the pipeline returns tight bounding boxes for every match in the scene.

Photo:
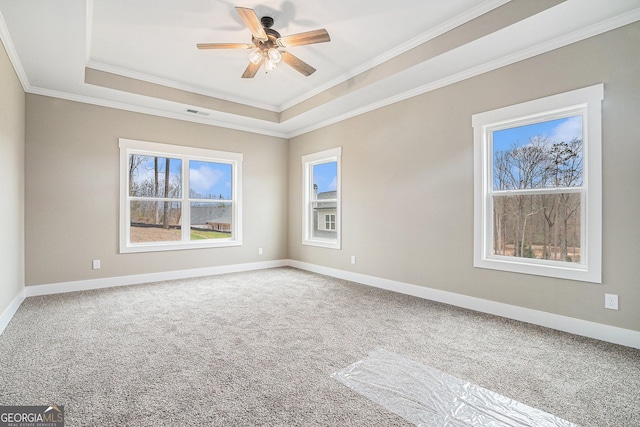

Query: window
[473,84,602,283]
[325,214,336,231]
[302,147,342,249]
[119,139,242,253]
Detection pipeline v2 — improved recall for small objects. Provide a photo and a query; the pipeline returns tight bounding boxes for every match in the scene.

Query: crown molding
[0,8,29,90]
[287,7,640,138]
[26,86,289,138]
[278,0,510,112]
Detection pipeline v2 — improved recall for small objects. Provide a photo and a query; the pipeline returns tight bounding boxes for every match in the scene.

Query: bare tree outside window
[473,84,602,283]
[492,117,583,263]
[120,139,243,253]
[128,154,183,242]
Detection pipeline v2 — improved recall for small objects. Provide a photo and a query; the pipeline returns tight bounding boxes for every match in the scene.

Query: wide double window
[302,148,342,249]
[119,139,242,253]
[473,85,602,283]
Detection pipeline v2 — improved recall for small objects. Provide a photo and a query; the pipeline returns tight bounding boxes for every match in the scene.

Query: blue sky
[313,161,337,193]
[493,115,582,153]
[190,160,232,199]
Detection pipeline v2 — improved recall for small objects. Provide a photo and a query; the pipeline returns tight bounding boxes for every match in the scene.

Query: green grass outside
[190,230,231,240]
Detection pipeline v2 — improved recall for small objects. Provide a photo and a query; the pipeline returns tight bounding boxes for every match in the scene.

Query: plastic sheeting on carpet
[332,348,579,427]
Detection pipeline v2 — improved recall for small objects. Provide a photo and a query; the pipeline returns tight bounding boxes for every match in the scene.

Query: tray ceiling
[1,0,639,137]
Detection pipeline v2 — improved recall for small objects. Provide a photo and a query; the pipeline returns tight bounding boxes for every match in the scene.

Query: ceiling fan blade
[280,51,316,76]
[276,29,330,48]
[197,43,254,50]
[241,57,264,79]
[235,7,268,42]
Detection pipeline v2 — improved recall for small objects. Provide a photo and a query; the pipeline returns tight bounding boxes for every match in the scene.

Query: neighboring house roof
[317,191,337,200]
[314,203,336,211]
[191,205,232,225]
[314,191,337,210]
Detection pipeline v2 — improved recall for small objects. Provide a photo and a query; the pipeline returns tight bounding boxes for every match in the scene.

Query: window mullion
[182,156,190,242]
[491,187,584,196]
[130,196,181,202]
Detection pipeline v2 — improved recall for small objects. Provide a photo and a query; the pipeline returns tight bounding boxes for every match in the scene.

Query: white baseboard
[25,260,288,297]
[0,288,26,336]
[6,259,639,349]
[288,260,640,350]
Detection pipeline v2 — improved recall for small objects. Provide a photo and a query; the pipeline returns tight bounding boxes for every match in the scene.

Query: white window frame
[302,147,342,249]
[472,84,603,283]
[119,138,242,253]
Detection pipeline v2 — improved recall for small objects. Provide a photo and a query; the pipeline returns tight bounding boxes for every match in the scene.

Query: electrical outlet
[92,259,101,270]
[605,293,618,310]
[258,248,263,255]
[351,255,356,265]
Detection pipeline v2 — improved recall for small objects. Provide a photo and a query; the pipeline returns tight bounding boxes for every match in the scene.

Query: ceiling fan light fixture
[248,48,263,65]
[265,58,277,71]
[267,48,282,64]
[197,7,330,78]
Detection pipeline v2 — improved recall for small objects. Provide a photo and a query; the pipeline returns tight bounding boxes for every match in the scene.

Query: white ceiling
[1,0,639,138]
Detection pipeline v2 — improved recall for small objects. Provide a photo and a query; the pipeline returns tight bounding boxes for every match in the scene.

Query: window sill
[302,239,341,250]
[474,256,599,283]
[120,239,242,254]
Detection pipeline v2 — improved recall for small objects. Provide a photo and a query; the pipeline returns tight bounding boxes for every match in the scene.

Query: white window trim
[302,147,342,249]
[472,84,603,283]
[119,138,243,253]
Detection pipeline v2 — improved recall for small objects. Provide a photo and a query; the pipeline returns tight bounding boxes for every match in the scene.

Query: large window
[473,85,602,283]
[119,139,242,253]
[302,147,342,249]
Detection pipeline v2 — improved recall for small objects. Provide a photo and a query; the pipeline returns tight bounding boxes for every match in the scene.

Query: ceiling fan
[197,7,330,78]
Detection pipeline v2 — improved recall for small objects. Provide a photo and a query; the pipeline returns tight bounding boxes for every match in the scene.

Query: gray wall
[0,40,25,316]
[25,96,288,285]
[288,23,640,332]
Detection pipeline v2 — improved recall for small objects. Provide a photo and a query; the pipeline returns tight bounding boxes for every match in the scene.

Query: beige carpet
[1,267,638,426]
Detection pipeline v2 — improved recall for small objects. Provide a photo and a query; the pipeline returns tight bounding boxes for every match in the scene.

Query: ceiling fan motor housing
[260,16,274,28]
[252,18,281,51]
